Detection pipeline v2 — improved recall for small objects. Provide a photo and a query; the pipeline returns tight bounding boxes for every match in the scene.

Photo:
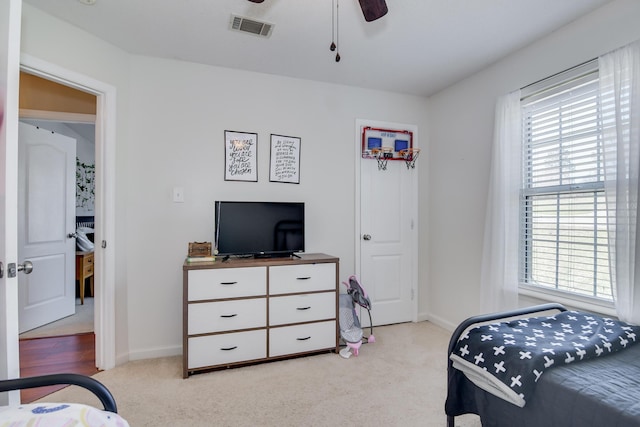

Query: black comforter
[473,342,640,426]
[446,304,640,427]
[450,311,640,407]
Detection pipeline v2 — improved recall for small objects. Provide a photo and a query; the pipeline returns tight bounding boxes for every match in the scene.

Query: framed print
[225,130,258,182]
[269,134,301,184]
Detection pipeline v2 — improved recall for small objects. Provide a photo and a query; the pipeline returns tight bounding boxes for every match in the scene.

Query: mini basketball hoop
[371,147,394,171]
[400,148,420,169]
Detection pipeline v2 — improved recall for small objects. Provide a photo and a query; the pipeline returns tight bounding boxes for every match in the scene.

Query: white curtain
[600,40,640,324]
[479,90,522,313]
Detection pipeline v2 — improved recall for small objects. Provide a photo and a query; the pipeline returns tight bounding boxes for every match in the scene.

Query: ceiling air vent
[230,14,273,38]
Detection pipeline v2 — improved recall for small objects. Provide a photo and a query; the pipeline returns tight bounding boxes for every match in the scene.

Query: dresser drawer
[76,251,94,277]
[269,263,336,295]
[84,252,94,265]
[269,321,336,357]
[189,298,266,335]
[84,264,94,276]
[188,267,266,301]
[269,292,336,326]
[188,329,266,369]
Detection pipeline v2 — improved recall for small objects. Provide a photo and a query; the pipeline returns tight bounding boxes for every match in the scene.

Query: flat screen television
[214,201,305,257]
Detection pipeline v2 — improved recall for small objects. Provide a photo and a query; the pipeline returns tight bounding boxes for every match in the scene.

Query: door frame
[19,54,117,370]
[1,0,23,406]
[354,118,419,323]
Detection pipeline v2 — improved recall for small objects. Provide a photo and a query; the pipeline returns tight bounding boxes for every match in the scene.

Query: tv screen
[214,201,305,257]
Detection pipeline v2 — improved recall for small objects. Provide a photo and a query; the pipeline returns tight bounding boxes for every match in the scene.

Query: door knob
[17,261,34,275]
[363,234,372,240]
[67,232,77,238]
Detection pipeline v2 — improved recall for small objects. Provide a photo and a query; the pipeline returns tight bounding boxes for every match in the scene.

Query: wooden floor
[19,332,98,403]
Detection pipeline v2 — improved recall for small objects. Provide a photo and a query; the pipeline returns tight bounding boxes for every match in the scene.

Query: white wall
[20,4,429,361]
[426,0,640,330]
[125,56,428,359]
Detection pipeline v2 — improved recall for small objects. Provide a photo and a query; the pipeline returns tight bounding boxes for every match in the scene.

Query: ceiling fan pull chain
[330,0,336,52]
[335,0,341,62]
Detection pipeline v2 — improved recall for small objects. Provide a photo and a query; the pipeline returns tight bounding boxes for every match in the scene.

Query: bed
[0,373,129,426]
[445,303,640,427]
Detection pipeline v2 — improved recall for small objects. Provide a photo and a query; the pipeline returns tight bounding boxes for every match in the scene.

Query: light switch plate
[173,187,184,203]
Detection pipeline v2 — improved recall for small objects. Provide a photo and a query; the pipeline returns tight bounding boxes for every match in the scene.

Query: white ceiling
[23,0,613,97]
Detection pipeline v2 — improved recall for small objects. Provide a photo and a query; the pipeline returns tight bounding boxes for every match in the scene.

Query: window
[519,61,613,302]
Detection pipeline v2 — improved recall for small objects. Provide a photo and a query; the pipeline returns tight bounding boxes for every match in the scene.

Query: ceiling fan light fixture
[77,0,97,5]
[358,0,388,22]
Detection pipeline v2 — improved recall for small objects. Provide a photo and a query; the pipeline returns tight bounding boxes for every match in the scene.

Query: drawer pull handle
[221,346,238,351]
[297,336,311,341]
[220,281,237,285]
[296,277,311,280]
[220,314,238,318]
[297,306,311,311]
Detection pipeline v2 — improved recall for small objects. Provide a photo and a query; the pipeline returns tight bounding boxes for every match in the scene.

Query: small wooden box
[188,242,212,257]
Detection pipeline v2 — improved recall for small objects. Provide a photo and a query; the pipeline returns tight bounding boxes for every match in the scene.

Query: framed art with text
[269,134,301,184]
[225,130,258,182]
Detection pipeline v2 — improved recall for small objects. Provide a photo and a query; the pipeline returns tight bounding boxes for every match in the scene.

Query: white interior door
[18,122,76,333]
[357,121,418,326]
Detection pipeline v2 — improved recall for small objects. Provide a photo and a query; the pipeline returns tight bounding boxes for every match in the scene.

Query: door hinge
[411,288,415,301]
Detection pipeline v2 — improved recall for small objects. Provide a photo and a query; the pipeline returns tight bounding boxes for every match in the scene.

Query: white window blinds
[520,61,612,300]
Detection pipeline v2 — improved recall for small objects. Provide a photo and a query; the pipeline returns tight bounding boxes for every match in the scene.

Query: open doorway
[18,53,118,376]
[18,72,97,339]
[17,74,98,402]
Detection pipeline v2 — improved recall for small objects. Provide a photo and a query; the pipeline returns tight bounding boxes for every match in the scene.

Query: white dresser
[183,253,339,377]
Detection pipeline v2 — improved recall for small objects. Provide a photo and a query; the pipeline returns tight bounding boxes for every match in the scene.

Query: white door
[1,0,22,406]
[18,122,76,333]
[357,120,418,326]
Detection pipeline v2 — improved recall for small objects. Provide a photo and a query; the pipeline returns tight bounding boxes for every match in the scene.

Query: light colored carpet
[37,321,481,427]
[19,297,94,339]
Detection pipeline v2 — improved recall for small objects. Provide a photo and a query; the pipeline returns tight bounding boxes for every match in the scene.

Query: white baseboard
[127,345,182,362]
[417,311,429,323]
[422,312,457,332]
[115,352,129,367]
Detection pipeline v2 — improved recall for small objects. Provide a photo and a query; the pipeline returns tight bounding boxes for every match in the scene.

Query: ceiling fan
[247,0,388,22]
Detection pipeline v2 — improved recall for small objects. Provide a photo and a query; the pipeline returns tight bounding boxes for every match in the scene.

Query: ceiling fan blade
[358,0,388,22]
[247,0,265,3]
